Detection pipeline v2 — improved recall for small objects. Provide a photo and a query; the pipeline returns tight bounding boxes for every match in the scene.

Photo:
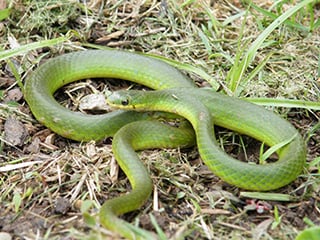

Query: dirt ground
[0,0,320,239]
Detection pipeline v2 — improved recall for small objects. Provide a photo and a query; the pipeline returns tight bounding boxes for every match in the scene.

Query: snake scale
[25,49,306,239]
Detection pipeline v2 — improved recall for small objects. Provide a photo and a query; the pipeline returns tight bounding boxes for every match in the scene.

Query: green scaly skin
[25,50,306,239]
[25,49,195,141]
[24,49,195,239]
[107,88,306,191]
[100,121,195,239]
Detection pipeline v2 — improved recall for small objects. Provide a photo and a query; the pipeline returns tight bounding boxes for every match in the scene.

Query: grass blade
[235,52,273,96]
[249,2,308,31]
[296,227,320,240]
[149,213,168,240]
[260,133,298,163]
[0,8,10,21]
[240,192,296,201]
[243,98,320,111]
[228,0,315,95]
[0,36,70,61]
[246,0,314,65]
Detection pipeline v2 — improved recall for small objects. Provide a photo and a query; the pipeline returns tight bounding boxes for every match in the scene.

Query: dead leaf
[4,117,28,146]
[252,218,273,240]
[5,88,23,102]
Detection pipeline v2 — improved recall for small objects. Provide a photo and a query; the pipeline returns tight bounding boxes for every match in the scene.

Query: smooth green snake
[25,49,306,239]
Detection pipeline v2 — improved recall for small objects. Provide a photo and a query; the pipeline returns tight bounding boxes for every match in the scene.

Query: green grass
[226,0,315,96]
[0,0,319,239]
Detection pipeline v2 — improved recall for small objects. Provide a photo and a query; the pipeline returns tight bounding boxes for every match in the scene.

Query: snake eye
[121,99,129,106]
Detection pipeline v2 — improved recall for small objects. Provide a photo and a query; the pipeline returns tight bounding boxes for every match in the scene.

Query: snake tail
[100,121,195,239]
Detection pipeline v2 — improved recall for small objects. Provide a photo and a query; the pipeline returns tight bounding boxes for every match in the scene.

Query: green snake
[25,49,306,239]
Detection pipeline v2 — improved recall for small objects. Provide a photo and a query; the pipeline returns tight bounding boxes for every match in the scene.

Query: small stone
[5,88,23,102]
[4,117,28,146]
[0,232,12,240]
[54,197,71,215]
[79,93,110,111]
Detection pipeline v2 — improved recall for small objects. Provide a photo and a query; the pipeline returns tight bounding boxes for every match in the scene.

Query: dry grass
[1,0,320,239]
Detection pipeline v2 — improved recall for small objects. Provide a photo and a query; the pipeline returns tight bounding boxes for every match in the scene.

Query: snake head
[106,89,175,112]
[106,90,136,109]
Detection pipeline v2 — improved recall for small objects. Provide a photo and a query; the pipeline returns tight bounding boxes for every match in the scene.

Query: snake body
[25,50,306,239]
[107,88,306,190]
[25,50,195,141]
[100,121,196,239]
